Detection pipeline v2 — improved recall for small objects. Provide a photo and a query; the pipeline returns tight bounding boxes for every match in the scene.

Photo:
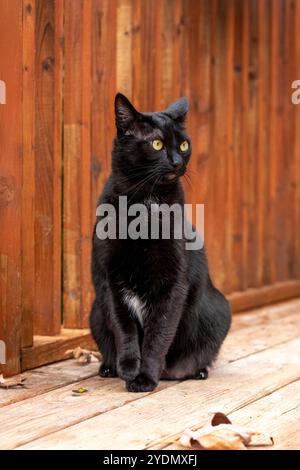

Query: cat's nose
[171,154,183,170]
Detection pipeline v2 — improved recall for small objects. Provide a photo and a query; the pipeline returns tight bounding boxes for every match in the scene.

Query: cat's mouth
[164,168,185,182]
[165,173,177,181]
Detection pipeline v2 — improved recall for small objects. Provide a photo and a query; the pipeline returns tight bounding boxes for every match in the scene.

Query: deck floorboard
[0,299,299,450]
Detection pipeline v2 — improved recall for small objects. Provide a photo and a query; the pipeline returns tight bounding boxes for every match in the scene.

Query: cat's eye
[180,141,189,152]
[152,139,164,151]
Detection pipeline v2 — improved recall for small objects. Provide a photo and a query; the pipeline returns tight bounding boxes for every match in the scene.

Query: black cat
[90,93,231,393]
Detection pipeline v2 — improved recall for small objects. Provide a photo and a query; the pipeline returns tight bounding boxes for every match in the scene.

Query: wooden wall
[62,0,300,318]
[0,0,23,375]
[0,0,300,375]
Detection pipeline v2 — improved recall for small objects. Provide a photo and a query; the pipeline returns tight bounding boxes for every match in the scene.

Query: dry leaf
[179,412,273,451]
[0,374,27,389]
[65,347,101,365]
[211,412,232,426]
[72,387,89,397]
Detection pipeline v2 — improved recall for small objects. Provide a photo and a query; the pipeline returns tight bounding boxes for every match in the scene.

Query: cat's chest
[121,288,147,326]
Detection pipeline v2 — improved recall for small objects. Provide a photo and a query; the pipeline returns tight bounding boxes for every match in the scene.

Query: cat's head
[112,93,191,186]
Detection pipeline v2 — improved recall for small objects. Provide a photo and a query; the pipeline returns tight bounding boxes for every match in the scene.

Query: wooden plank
[0,359,98,408]
[1,299,298,448]
[116,0,132,98]
[258,0,271,286]
[171,0,183,100]
[208,0,230,291]
[229,297,300,330]
[220,304,300,365]
[2,299,295,412]
[224,0,234,294]
[16,338,300,449]
[2,301,299,449]
[247,0,259,288]
[131,0,142,106]
[241,0,250,291]
[0,375,175,450]
[293,0,300,279]
[269,0,289,284]
[63,0,92,328]
[22,0,35,348]
[185,0,212,220]
[34,0,63,335]
[230,0,244,292]
[90,0,116,237]
[228,280,300,313]
[160,0,173,107]
[163,380,300,450]
[225,380,300,450]
[0,0,23,376]
[283,0,295,283]
[21,329,96,371]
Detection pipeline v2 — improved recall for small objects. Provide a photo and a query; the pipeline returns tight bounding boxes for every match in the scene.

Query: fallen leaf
[211,412,232,426]
[65,347,101,365]
[0,374,27,389]
[72,387,89,397]
[179,412,273,450]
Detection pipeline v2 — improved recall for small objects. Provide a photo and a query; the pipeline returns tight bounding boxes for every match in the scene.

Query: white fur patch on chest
[122,290,147,326]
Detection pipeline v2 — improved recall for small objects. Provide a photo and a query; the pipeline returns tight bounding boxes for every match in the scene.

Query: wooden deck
[1,299,299,450]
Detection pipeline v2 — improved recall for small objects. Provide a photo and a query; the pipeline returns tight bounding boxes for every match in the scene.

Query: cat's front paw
[99,363,117,378]
[126,373,157,393]
[117,354,140,381]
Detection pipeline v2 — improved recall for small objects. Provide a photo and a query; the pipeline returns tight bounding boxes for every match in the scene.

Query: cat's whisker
[186,168,202,178]
[128,171,158,203]
[149,174,161,199]
[184,173,193,191]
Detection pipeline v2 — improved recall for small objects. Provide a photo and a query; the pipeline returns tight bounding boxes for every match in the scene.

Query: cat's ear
[164,97,188,124]
[115,93,141,133]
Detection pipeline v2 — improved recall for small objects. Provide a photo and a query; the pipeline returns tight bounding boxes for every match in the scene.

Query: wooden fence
[0,0,300,375]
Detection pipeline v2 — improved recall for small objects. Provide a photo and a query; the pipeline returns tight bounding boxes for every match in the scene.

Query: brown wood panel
[63,0,92,328]
[0,0,23,376]
[247,0,259,288]
[241,0,250,291]
[116,0,133,99]
[22,0,36,348]
[294,0,300,280]
[90,0,117,231]
[61,0,300,328]
[258,0,271,287]
[208,0,231,291]
[34,0,63,335]
[230,0,244,292]
[21,329,96,371]
[270,0,289,284]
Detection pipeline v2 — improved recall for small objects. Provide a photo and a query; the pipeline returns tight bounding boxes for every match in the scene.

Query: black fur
[90,93,231,393]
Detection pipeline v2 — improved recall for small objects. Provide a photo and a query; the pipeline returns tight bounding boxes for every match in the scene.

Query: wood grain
[17,338,300,449]
[163,379,300,450]
[0,0,23,376]
[0,358,99,408]
[22,0,35,348]
[21,328,96,371]
[2,0,300,375]
[0,302,299,448]
[63,0,92,328]
[34,0,62,335]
